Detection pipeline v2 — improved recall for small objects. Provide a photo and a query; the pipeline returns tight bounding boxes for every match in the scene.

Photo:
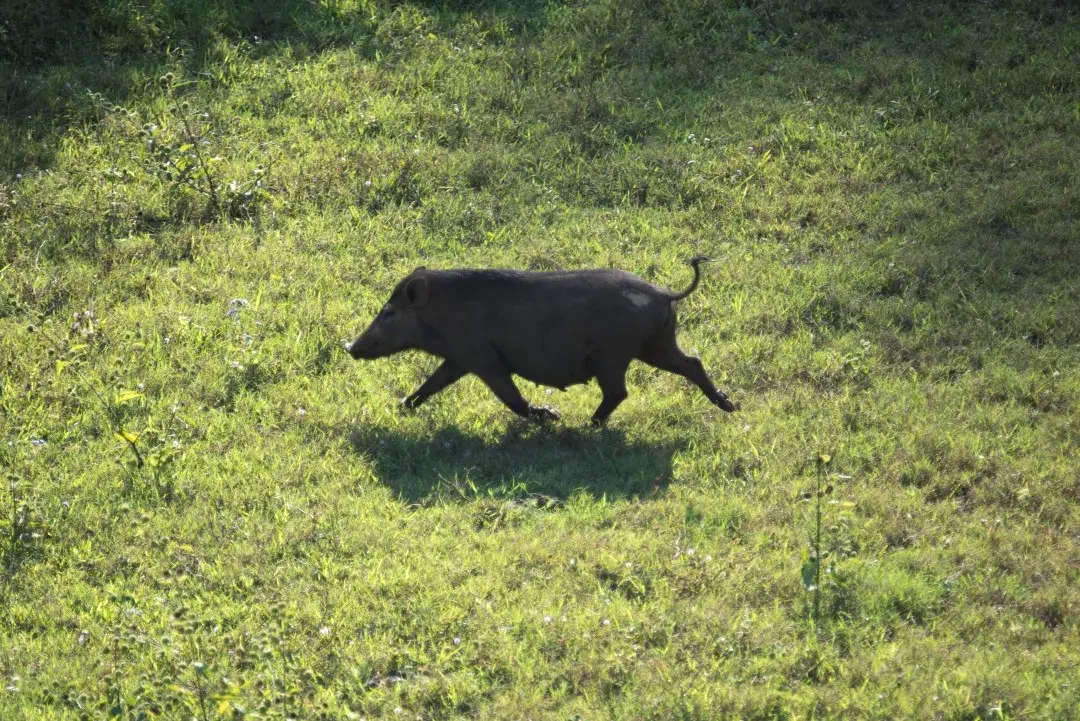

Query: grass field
[2,0,1079,718]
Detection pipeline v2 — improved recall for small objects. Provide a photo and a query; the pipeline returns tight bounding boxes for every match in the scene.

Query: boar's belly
[494,345,593,390]
[515,368,592,390]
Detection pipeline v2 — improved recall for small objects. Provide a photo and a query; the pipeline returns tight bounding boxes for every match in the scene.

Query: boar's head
[345,268,430,360]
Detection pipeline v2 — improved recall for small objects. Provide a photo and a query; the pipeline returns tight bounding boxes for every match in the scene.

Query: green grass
[2,0,1079,718]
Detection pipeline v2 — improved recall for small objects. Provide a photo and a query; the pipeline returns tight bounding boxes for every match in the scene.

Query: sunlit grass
[1,0,1078,718]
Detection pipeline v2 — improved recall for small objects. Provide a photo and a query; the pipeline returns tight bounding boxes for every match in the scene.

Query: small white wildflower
[364,180,372,187]
[319,626,331,636]
[15,174,21,180]
[297,407,306,416]
[452,636,461,645]
[602,619,611,626]
[543,616,552,623]
[31,438,47,447]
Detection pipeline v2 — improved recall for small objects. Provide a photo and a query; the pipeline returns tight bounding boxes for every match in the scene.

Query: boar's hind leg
[640,341,738,413]
[588,354,631,427]
[402,360,466,410]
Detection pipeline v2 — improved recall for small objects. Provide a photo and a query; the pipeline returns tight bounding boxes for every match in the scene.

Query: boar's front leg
[402,360,467,410]
[476,371,560,422]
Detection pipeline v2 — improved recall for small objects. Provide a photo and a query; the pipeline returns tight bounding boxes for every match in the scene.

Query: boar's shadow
[347,423,684,504]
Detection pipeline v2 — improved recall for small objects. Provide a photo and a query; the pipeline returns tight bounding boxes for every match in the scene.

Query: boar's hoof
[528,405,560,422]
[716,396,739,412]
[400,396,419,412]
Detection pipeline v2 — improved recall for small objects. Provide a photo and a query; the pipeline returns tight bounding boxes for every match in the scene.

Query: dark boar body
[346,257,738,426]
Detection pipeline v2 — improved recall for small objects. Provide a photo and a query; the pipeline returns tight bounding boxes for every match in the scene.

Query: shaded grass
[1,0,1079,718]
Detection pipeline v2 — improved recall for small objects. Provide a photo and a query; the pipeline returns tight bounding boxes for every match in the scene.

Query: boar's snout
[345,334,377,360]
[346,309,413,360]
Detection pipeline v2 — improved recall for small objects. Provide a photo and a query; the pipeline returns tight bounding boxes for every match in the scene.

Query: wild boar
[345,256,738,426]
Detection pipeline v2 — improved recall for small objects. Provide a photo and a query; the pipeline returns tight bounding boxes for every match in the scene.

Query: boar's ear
[404,276,429,307]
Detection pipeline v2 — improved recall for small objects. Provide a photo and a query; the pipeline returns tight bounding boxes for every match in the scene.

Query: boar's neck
[414,315,451,357]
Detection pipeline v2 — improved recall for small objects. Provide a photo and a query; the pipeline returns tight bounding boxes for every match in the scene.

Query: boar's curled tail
[667,255,712,301]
